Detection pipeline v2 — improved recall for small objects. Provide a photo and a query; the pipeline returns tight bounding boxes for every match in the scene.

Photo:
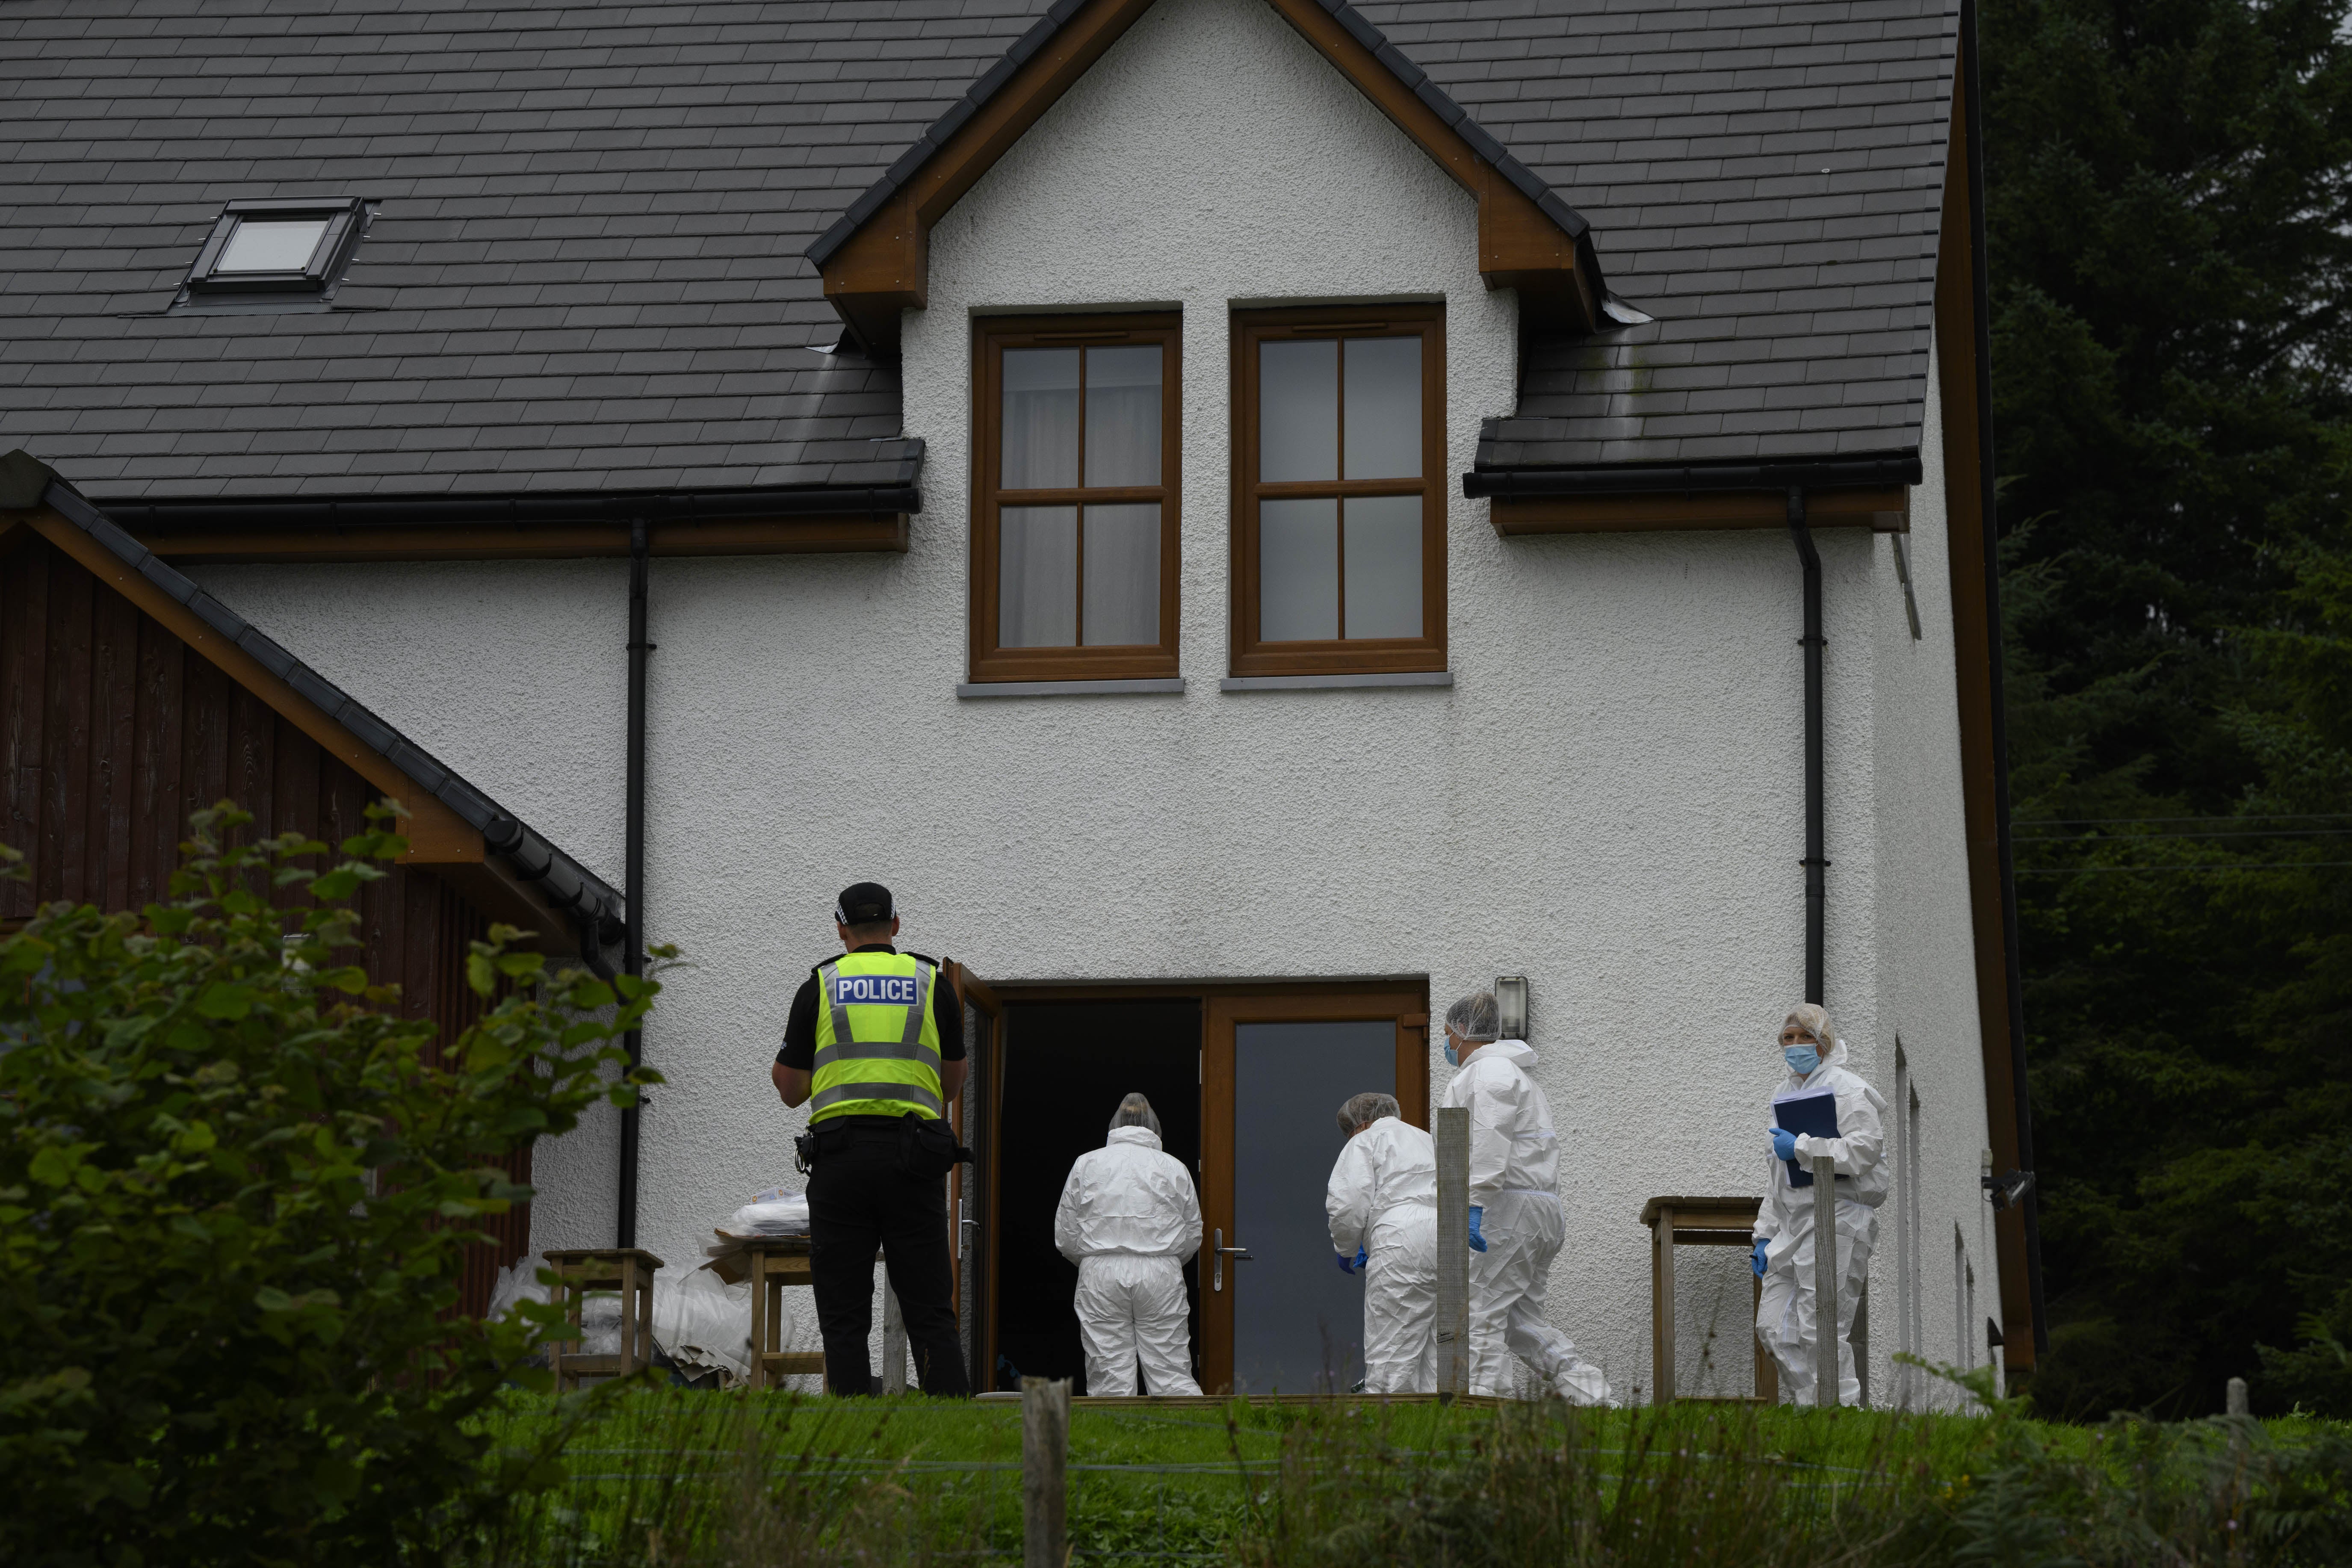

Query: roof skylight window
[184,198,366,297]
[218,218,333,273]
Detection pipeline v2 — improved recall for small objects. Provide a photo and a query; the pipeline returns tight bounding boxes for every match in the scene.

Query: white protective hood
[1439,1039,1561,1205]
[1053,1124,1203,1261]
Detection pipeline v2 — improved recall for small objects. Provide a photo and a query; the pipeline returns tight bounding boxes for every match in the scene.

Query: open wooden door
[944,960,1001,1390]
[1199,986,1428,1395]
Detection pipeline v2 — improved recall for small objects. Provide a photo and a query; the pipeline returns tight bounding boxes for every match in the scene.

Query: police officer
[771,882,971,1396]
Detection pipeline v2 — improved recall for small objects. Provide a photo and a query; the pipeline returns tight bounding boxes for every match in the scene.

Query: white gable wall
[187,0,1998,1401]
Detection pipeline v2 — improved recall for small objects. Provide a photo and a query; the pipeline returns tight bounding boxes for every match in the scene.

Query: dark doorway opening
[993,999,1202,1394]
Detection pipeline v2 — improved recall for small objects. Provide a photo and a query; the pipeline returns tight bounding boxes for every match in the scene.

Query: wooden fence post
[1022,1375,1069,1568]
[882,1284,907,1395]
[1435,1106,1471,1397]
[1811,1152,1840,1409]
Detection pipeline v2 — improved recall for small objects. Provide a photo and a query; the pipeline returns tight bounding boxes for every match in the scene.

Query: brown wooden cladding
[0,530,532,1313]
[1935,59,2035,1366]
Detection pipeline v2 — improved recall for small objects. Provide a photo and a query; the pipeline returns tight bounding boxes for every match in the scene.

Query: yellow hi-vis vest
[809,950,945,1124]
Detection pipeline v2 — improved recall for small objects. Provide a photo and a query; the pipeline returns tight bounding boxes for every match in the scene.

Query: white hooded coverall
[1325,1115,1439,1394]
[1752,1040,1886,1406]
[1053,1125,1204,1397]
[1439,1039,1610,1403]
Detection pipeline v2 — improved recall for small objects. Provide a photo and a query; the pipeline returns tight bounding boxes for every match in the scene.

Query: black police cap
[835,881,895,925]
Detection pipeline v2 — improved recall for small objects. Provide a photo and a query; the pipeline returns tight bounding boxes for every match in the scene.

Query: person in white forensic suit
[1751,1003,1887,1406]
[1439,991,1611,1403]
[1053,1092,1204,1397]
[1325,1091,1439,1393]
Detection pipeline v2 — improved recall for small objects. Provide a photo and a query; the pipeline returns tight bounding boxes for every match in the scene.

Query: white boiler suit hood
[1326,1115,1439,1393]
[1752,1039,1886,1406]
[1439,1040,1610,1403]
[1053,1125,1204,1397]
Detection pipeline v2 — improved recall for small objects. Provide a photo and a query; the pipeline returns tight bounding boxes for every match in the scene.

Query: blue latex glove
[1336,1246,1368,1276]
[1770,1126,1799,1162]
[1751,1238,1771,1279]
[1466,1206,1488,1253]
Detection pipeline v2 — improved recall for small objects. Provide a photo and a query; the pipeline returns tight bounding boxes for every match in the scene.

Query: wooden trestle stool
[542,1248,663,1393]
[742,1236,829,1390]
[1639,1197,1778,1406]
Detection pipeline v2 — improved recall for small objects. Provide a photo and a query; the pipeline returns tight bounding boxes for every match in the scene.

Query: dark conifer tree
[1983,0,2352,1417]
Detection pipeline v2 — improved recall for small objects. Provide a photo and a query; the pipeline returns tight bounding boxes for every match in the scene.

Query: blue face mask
[1444,1039,1460,1067]
[1784,1045,1820,1076]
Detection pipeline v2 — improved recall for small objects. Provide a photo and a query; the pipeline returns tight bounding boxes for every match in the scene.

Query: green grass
[456,1385,2352,1567]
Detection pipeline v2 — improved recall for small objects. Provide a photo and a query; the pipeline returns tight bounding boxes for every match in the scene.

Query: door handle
[1211,1227,1254,1293]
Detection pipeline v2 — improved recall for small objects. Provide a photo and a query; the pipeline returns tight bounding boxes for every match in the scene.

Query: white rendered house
[0,0,2039,1401]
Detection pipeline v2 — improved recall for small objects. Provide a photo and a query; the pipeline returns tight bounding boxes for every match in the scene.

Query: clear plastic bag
[653,1266,756,1382]
[718,1186,810,1239]
[485,1258,547,1323]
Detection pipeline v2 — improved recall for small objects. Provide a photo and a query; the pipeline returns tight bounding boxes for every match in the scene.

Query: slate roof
[6,450,628,952]
[806,0,1598,270]
[0,0,1960,501]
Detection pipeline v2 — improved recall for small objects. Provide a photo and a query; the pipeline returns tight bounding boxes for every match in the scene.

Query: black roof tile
[1,0,1955,494]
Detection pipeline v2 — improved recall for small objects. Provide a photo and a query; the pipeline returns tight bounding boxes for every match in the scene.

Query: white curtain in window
[1342,495,1421,638]
[1259,340,1337,482]
[1084,345,1160,487]
[1003,348,1080,489]
[1343,337,1420,479]
[1259,498,1338,641]
[1000,505,1077,646]
[1081,503,1158,645]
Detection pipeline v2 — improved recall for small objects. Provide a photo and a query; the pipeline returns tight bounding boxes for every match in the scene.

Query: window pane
[219,218,329,273]
[1259,339,1337,482]
[1084,345,1161,488]
[1082,503,1160,646]
[1002,349,1080,490]
[1343,336,1421,480]
[1259,498,1339,642]
[1342,495,1422,639]
[999,505,1077,647]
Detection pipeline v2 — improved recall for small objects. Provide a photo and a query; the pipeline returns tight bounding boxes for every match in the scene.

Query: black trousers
[807,1120,970,1397]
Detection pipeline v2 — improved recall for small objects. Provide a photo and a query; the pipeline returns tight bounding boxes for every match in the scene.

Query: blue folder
[1773,1088,1840,1187]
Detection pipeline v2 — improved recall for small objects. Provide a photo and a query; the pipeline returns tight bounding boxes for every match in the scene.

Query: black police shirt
[775,944,967,1070]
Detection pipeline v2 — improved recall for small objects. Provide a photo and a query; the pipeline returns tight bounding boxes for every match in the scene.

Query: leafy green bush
[0,803,665,1568]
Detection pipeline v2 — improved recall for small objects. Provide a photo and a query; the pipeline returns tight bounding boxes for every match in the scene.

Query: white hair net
[1445,991,1500,1044]
[1110,1092,1162,1139]
[1335,1091,1401,1135]
[1782,1003,1839,1053]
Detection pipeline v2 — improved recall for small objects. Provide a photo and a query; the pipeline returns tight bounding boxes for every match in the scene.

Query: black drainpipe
[1788,489,1828,1005]
[617,518,652,1250]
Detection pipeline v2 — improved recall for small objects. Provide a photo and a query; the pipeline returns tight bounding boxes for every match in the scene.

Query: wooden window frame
[969,313,1182,683]
[1229,304,1447,678]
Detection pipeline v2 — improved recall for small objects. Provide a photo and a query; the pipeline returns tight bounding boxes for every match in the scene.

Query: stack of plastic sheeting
[482,1261,623,1364]
[703,1185,812,1285]
[652,1266,755,1383]
[718,1187,812,1239]
[483,1255,761,1385]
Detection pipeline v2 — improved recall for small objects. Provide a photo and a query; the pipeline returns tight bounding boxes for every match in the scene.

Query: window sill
[956,678,1188,699]
[1219,672,1454,692]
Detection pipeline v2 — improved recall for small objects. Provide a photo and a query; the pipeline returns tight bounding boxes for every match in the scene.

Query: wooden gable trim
[12,504,485,868]
[1935,41,2040,1368]
[818,0,1599,351]
[1490,486,1911,536]
[131,513,910,565]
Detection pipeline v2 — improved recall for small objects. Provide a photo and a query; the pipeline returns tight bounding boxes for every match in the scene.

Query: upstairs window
[970,315,1181,683]
[1231,307,1445,677]
[184,198,367,297]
